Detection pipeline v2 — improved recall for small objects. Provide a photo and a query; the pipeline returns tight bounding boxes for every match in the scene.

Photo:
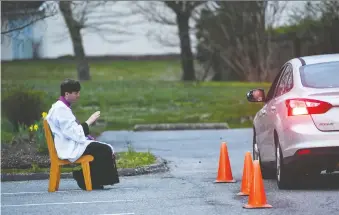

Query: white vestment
[46,100,113,162]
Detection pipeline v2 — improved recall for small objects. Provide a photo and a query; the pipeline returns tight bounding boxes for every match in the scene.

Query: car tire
[253,130,275,179]
[276,142,293,189]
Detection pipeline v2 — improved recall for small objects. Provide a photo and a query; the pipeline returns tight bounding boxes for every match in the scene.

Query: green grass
[1,59,270,136]
[1,150,157,174]
[116,145,156,169]
[1,59,181,81]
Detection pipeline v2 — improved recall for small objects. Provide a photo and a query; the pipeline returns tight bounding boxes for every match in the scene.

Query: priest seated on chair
[45,78,120,190]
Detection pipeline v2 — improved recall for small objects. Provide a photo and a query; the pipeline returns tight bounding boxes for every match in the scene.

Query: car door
[255,65,286,162]
[262,64,293,162]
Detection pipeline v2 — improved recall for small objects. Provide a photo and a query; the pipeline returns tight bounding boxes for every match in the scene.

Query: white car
[246,53,339,189]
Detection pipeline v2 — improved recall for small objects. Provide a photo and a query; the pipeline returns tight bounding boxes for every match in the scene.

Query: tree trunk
[211,50,223,81]
[329,18,339,53]
[293,33,301,57]
[59,2,90,81]
[176,13,195,81]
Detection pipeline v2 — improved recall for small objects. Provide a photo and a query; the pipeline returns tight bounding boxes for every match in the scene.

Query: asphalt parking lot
[2,128,339,215]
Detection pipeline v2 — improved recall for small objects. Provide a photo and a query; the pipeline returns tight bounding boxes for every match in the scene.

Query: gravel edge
[1,157,169,182]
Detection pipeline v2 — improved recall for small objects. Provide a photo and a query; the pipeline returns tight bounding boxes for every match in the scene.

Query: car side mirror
[246,88,265,102]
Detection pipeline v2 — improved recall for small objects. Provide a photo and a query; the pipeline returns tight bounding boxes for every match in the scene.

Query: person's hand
[86,111,100,126]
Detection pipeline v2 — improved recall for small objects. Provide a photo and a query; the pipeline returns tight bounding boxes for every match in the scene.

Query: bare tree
[135,1,206,81]
[59,1,90,81]
[196,1,288,82]
[288,1,339,54]
[58,1,136,81]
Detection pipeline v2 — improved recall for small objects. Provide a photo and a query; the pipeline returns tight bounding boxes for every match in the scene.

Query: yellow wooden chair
[43,119,94,192]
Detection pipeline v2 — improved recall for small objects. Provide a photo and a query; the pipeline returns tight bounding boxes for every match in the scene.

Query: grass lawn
[2,59,270,137]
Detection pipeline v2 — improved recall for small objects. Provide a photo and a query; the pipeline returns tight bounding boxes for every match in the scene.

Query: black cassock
[72,124,120,190]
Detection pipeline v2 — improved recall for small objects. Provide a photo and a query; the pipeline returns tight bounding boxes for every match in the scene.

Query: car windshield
[300,61,339,88]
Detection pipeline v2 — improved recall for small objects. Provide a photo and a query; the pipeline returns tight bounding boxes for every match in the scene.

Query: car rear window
[300,61,339,88]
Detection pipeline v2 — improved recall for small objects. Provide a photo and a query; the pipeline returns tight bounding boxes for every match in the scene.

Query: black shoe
[72,170,86,190]
[93,185,104,190]
[72,170,104,190]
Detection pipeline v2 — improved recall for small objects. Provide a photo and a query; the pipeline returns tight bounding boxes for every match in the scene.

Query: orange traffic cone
[237,151,253,196]
[214,142,236,183]
[243,160,272,209]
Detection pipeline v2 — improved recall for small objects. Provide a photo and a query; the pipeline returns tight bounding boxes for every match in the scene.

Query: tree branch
[1,14,54,35]
[1,1,58,35]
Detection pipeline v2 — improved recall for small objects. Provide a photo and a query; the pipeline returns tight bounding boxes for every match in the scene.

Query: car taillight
[297,149,311,155]
[285,98,332,116]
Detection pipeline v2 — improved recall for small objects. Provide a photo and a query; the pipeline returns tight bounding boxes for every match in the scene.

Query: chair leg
[48,164,60,192]
[55,167,61,191]
[81,162,92,191]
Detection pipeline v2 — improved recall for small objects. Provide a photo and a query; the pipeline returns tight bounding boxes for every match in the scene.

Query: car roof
[298,53,339,66]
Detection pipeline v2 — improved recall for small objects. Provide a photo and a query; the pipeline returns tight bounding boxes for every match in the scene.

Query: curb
[1,157,169,182]
[133,123,230,131]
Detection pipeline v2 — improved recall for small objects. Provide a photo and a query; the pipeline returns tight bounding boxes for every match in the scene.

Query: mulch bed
[1,140,52,169]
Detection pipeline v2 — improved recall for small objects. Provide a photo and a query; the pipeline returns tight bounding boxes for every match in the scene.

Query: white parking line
[1,200,133,207]
[1,187,135,195]
[1,190,82,195]
[98,213,135,215]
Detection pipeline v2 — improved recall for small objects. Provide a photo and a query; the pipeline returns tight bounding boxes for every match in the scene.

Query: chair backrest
[43,119,59,162]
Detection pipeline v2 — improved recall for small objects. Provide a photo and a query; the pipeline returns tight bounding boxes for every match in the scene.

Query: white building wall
[1,16,41,60]
[1,19,13,61]
[37,1,180,59]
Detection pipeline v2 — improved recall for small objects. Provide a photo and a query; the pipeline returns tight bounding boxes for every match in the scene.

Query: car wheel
[253,130,275,179]
[276,143,293,189]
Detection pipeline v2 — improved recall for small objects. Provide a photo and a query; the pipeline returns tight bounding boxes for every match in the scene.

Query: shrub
[1,117,15,133]
[1,131,15,144]
[2,89,47,131]
[1,117,15,144]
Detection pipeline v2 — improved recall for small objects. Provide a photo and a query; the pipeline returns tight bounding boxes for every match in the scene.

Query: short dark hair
[60,79,81,96]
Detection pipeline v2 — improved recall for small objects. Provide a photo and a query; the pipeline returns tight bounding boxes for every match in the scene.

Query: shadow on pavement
[293,173,339,190]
